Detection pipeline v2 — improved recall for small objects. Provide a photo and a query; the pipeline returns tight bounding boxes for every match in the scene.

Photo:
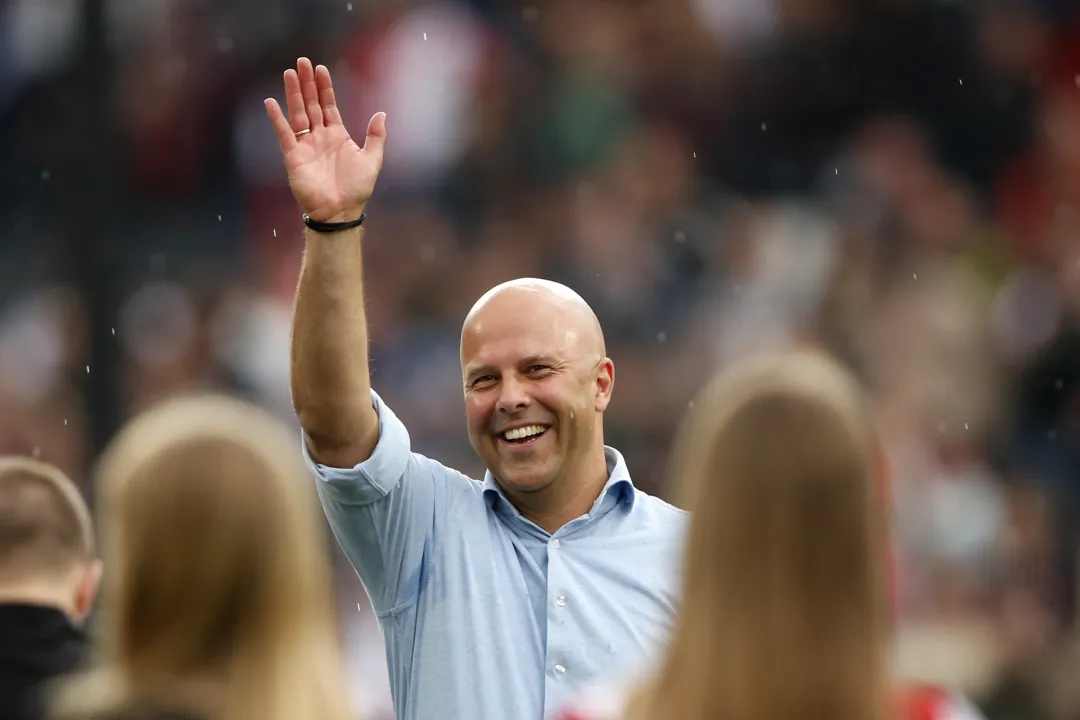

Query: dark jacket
[0,603,87,720]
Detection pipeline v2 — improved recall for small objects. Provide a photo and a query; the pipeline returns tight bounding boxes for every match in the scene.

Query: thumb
[361,112,387,166]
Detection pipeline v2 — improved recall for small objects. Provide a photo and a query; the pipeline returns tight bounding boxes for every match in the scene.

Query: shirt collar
[482,446,636,518]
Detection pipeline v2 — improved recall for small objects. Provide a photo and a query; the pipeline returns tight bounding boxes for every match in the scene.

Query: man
[265,58,687,720]
[0,457,101,720]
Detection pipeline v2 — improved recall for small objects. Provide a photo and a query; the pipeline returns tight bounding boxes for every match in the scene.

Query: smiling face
[461,280,614,499]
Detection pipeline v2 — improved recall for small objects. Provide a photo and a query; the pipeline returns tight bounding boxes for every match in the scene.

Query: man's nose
[495,375,530,414]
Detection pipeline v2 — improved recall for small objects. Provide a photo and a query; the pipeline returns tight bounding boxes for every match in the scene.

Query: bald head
[459,279,616,521]
[462,279,605,361]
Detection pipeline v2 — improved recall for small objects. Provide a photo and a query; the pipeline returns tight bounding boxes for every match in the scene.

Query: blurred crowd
[3,0,1080,717]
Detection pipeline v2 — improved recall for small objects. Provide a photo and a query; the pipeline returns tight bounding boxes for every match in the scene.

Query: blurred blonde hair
[0,456,94,581]
[628,349,890,720]
[52,394,353,720]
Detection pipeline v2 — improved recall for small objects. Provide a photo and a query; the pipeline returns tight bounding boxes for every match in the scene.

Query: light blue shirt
[304,390,687,720]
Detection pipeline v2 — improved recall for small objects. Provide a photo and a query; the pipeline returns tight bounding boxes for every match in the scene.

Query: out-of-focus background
[2,0,1080,716]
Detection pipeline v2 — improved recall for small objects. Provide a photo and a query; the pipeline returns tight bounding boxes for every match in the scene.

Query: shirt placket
[543,533,571,714]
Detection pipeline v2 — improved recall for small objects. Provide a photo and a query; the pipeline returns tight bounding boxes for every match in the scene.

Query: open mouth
[498,424,549,446]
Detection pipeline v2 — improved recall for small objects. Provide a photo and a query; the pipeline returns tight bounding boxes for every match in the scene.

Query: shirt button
[551,538,561,549]
[556,595,567,607]
[554,664,566,676]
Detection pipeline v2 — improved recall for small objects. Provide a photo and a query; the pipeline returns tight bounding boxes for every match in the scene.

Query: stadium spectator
[48,395,354,720]
[557,350,985,720]
[0,457,100,720]
[266,57,687,720]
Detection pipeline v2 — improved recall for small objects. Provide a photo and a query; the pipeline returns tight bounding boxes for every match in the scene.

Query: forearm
[291,225,379,465]
[267,57,386,464]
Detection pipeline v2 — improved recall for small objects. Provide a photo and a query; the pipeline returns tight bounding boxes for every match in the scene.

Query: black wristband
[302,212,366,233]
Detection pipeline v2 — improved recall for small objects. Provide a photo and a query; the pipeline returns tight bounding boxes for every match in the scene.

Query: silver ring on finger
[294,128,311,138]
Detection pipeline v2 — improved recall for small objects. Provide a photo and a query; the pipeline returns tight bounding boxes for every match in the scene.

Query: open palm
[265,58,386,223]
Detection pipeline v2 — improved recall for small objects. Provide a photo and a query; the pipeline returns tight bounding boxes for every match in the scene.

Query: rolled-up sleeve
[303,389,455,615]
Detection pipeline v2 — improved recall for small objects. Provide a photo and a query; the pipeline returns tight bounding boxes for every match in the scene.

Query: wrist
[303,210,366,234]
[308,206,366,224]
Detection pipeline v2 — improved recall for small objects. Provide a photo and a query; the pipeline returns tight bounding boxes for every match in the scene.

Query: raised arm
[265,58,386,468]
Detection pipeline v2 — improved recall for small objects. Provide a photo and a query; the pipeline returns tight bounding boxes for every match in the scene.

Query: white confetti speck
[964,423,969,430]
[217,215,222,221]
[63,419,68,426]
[86,366,90,374]
[111,327,116,335]
[569,412,575,420]
[913,273,917,280]
[347,2,352,9]
[760,122,767,131]
[692,151,696,158]
[423,32,427,40]
[273,229,277,237]
[657,332,667,343]
[959,78,963,85]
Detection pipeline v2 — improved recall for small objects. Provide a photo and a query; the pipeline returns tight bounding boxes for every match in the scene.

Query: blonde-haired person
[557,349,985,720]
[49,395,356,720]
[0,457,101,720]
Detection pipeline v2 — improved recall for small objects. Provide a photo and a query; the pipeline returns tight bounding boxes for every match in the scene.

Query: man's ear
[594,358,615,412]
[73,559,103,623]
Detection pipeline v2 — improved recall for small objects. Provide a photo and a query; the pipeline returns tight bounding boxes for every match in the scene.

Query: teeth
[503,425,546,441]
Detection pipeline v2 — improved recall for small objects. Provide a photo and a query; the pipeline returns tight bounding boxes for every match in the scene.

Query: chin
[497,468,556,494]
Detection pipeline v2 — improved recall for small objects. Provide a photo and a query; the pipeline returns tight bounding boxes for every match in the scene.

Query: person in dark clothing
[0,457,101,720]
